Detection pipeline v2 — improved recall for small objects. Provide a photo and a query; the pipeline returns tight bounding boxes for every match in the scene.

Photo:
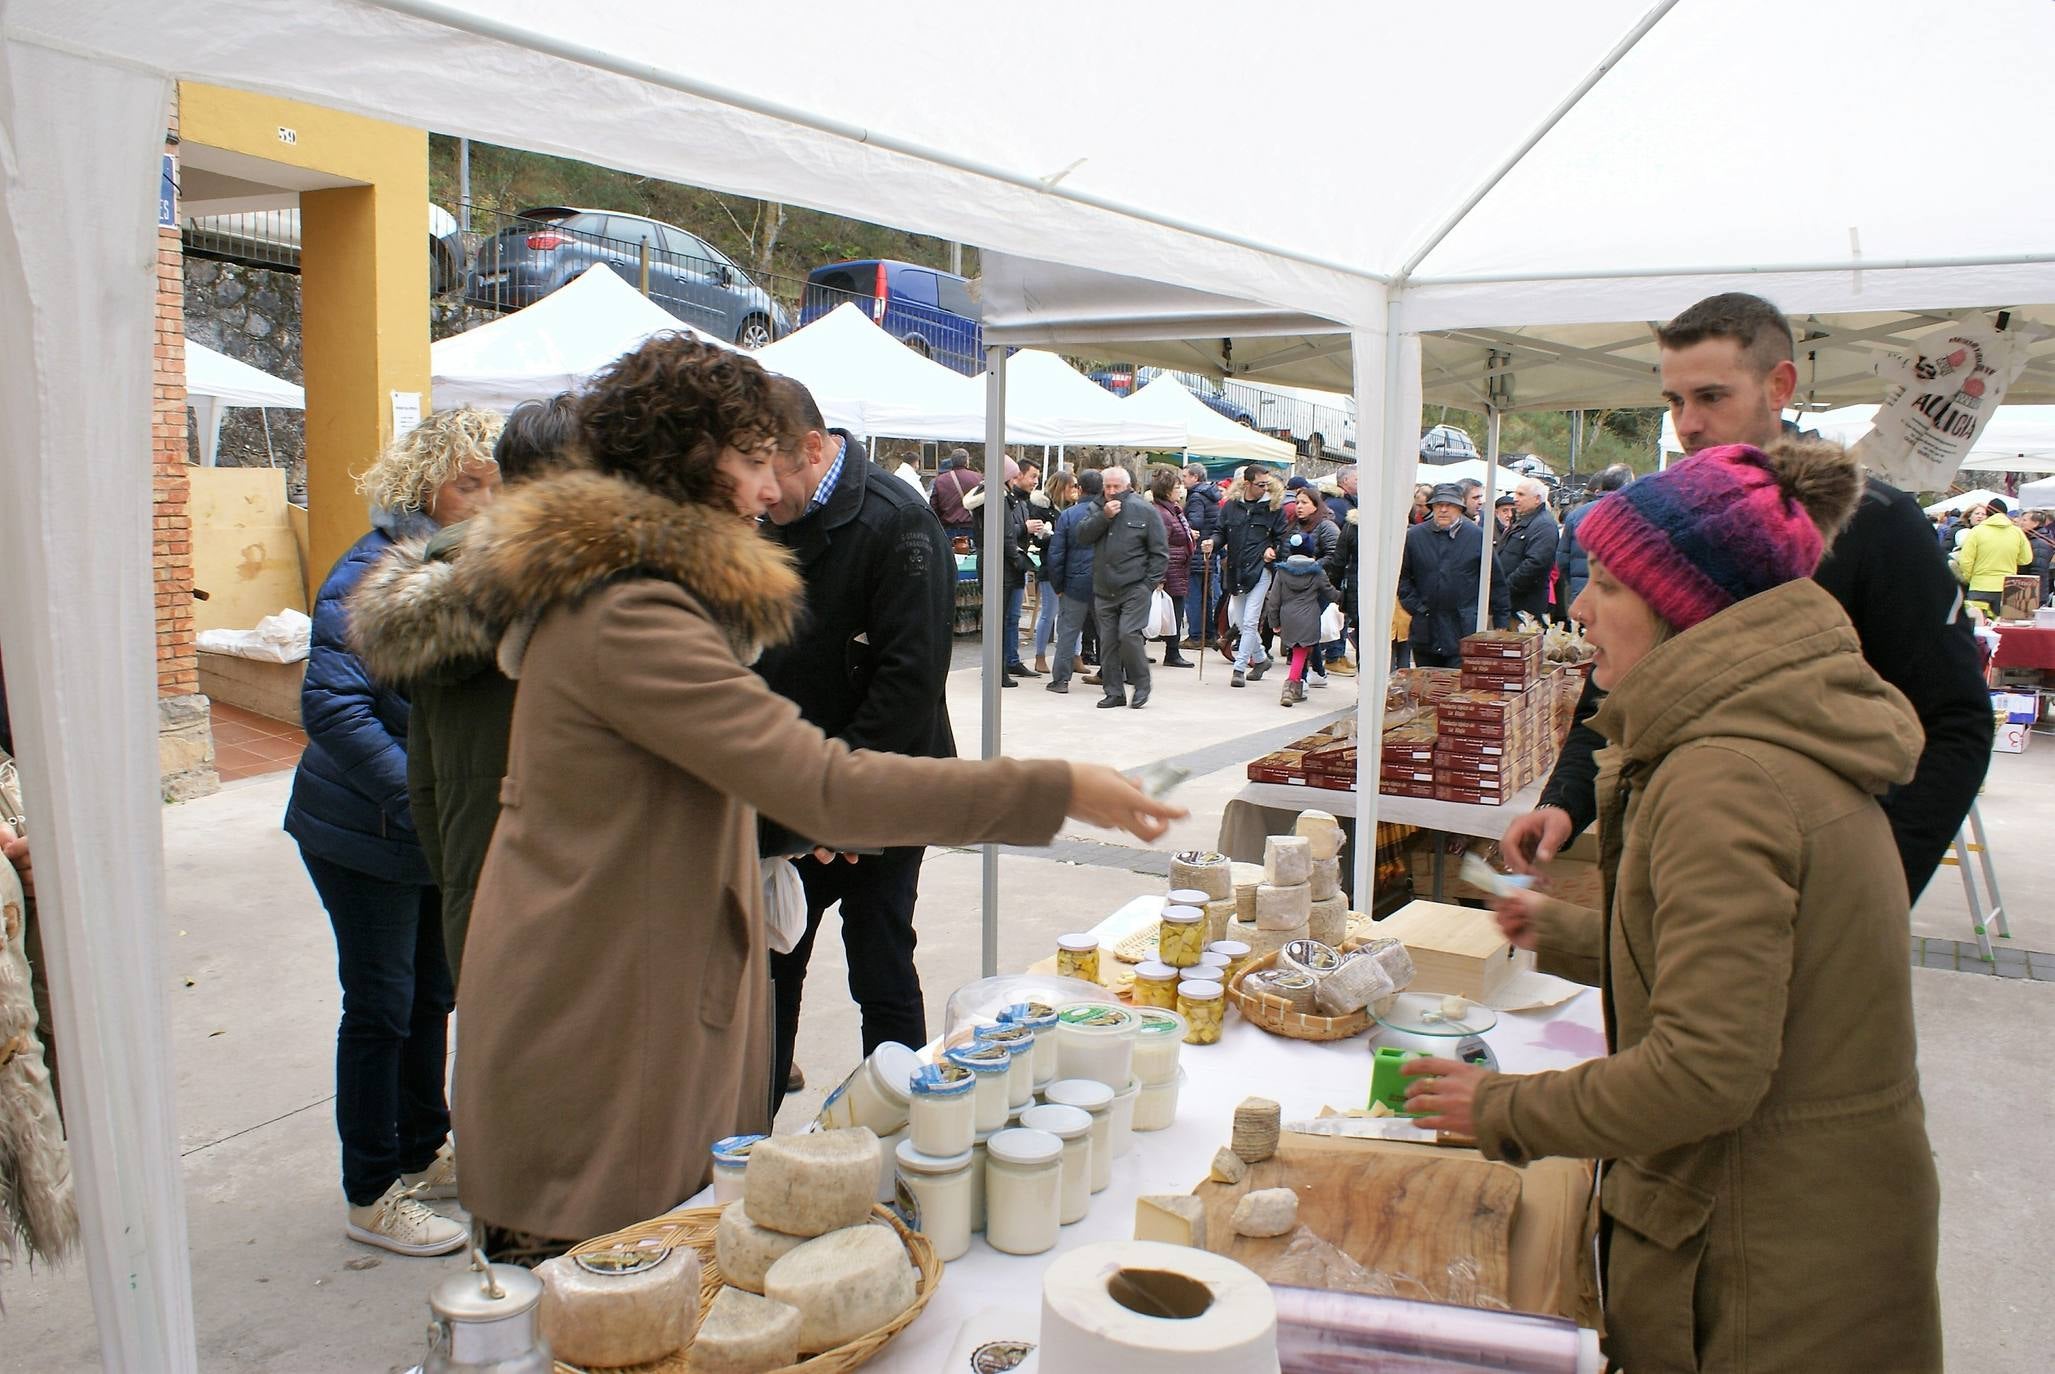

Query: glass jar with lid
[944,1042,1014,1133]
[908,1062,977,1157]
[1132,960,1181,1009]
[997,1001,1061,1085]
[972,1023,1037,1108]
[983,1127,1064,1255]
[1018,1104,1093,1225]
[1041,1078,1115,1193]
[1055,933,1100,983]
[709,1134,764,1205]
[894,1141,974,1263]
[1158,905,1208,967]
[814,1041,921,1136]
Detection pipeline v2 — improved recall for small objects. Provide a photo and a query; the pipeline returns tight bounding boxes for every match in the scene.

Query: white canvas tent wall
[753,302,984,439]
[185,341,304,466]
[1924,488,2011,517]
[431,263,728,409]
[9,1,2055,1363]
[1664,404,2055,476]
[1121,374,1295,463]
[2016,475,2055,506]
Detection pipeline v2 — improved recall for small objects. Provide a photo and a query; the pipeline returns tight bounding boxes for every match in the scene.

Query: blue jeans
[1004,584,1027,671]
[1230,570,1272,671]
[302,852,453,1206]
[1032,579,1063,658]
[1184,549,1222,642]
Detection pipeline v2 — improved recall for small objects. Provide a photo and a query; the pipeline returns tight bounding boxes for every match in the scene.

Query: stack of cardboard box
[1434,687,1553,803]
[1458,628,1545,692]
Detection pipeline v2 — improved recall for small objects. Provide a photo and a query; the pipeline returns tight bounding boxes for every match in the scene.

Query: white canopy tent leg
[1477,404,1501,632]
[979,345,1008,975]
[193,395,221,466]
[1350,304,1418,904]
[0,39,198,1372]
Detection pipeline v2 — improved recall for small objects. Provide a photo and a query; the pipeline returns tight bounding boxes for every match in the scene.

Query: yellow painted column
[300,181,429,589]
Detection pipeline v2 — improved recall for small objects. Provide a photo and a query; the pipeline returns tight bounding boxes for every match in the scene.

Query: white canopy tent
[184,341,304,467]
[1120,374,1295,463]
[753,302,985,439]
[1923,488,2011,518]
[2016,475,2055,507]
[430,263,727,409]
[1664,403,2055,476]
[9,2,2055,1362]
[946,349,1187,449]
[1416,458,1538,490]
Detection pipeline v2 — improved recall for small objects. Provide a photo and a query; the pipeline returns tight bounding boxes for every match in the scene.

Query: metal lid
[1019,1104,1091,1140]
[894,1139,973,1174]
[1056,933,1100,953]
[1207,940,1252,958]
[973,1024,1036,1055]
[985,1126,1065,1166]
[430,1254,544,1322]
[1178,965,1224,984]
[1165,888,1211,907]
[1198,951,1232,969]
[944,1042,1013,1074]
[1041,1078,1114,1113]
[711,1133,766,1164]
[909,1062,976,1098]
[1134,961,1180,983]
[1177,980,1224,1001]
[998,1000,1059,1029]
[1160,905,1204,927]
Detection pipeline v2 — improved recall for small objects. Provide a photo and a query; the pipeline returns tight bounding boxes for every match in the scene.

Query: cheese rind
[743,1128,879,1237]
[715,1201,809,1294]
[1263,835,1314,886]
[1308,857,1342,900]
[1209,1146,1248,1184]
[1232,1097,1282,1163]
[1294,811,1344,860]
[1134,1193,1208,1248]
[1169,852,1236,900]
[692,1286,802,1373]
[763,1223,918,1352]
[1255,882,1312,931]
[1308,894,1348,946]
[1231,1187,1300,1238]
[535,1246,697,1368]
[1230,862,1266,923]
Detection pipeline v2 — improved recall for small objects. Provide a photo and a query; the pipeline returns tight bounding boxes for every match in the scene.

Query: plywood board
[1375,899,1519,1001]
[189,466,307,632]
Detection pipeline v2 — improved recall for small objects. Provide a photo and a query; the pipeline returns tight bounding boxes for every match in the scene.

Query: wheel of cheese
[742,1128,879,1237]
[1293,810,1343,860]
[1238,918,1305,959]
[1308,894,1347,947]
[1263,835,1313,887]
[1169,851,1235,900]
[693,1285,802,1373]
[763,1222,919,1353]
[1308,857,1342,901]
[1254,882,1312,931]
[536,1246,698,1369]
[715,1201,809,1294]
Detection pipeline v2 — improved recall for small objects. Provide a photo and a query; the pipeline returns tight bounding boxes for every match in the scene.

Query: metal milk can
[418,1248,554,1374]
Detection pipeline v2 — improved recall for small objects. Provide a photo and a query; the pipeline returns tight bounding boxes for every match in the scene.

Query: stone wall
[183,257,310,502]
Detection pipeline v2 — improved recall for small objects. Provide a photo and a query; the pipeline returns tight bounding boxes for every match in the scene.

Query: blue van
[801,259,983,376]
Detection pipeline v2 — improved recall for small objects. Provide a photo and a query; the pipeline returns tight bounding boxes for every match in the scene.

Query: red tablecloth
[1994,624,2055,671]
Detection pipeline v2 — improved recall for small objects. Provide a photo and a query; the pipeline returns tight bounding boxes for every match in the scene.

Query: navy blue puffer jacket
[1042,500,1099,603]
[283,509,435,884]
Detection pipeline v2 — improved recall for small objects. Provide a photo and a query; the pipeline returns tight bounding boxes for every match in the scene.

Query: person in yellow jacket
[1953,495,2033,617]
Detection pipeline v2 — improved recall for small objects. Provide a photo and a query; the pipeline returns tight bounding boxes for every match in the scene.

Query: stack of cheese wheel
[1295,810,1349,946]
[702,1127,920,1371]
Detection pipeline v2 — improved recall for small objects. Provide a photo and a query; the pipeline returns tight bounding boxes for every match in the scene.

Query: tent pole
[980,345,1007,977]
[1478,405,1500,632]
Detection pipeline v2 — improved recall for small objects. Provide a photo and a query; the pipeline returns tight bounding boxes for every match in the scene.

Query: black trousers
[771,845,926,1115]
[1413,646,1461,668]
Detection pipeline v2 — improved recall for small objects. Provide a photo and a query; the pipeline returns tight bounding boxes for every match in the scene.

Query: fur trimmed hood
[347,529,499,686]
[452,470,803,666]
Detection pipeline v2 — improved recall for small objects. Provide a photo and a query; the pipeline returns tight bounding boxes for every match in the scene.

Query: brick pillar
[154,91,218,800]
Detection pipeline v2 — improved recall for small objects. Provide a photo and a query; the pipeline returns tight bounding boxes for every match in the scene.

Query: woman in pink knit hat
[1404,437,1941,1374]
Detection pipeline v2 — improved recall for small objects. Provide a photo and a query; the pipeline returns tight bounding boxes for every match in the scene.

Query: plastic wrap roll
[1271,1287,1600,1374]
[1041,1241,1279,1373]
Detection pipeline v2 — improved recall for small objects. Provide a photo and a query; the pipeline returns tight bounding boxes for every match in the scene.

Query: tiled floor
[208,700,306,782]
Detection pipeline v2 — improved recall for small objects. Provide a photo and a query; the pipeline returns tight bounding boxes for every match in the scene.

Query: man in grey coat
[1077,466,1169,709]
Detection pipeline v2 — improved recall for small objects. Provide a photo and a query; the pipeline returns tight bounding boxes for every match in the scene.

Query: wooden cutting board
[1192,1131,1521,1307]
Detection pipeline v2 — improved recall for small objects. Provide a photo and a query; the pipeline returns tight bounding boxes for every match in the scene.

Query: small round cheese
[535,1246,697,1369]
[764,1223,918,1353]
[715,1201,809,1294]
[693,1285,802,1373]
[742,1127,879,1237]
[1231,1187,1300,1238]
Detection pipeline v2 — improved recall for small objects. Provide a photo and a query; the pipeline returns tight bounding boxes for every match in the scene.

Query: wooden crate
[1375,898,1520,1002]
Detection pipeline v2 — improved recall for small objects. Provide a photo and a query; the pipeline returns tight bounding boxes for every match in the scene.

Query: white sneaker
[401,1141,458,1199]
[1309,673,1329,689]
[345,1180,467,1257]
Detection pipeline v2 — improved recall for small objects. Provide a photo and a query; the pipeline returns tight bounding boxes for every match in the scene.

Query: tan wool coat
[1471,580,1942,1374]
[449,472,1072,1241]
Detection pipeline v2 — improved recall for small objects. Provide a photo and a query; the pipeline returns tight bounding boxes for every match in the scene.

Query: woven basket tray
[1225,943,1381,1041]
[551,1203,940,1374]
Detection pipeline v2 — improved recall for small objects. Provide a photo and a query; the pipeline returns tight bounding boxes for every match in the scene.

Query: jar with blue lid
[997,1001,1061,1085]
[907,1061,977,1156]
[943,1041,1014,1133]
[709,1133,765,1204]
[971,1023,1037,1108]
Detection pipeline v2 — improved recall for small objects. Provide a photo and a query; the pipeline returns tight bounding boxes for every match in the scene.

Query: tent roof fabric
[184,341,303,409]
[1122,375,1295,463]
[1923,488,2010,516]
[754,303,985,440]
[948,349,1186,449]
[430,265,726,410]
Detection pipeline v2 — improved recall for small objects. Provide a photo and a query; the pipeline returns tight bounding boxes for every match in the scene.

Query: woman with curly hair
[284,405,503,1257]
[447,335,1182,1260]
[1146,464,1197,667]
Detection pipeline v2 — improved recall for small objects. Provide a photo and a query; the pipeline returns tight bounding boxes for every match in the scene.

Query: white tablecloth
[1230,779,1545,841]
[850,895,1606,1369]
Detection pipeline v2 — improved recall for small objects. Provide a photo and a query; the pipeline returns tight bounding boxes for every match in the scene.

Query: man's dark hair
[768,374,828,434]
[1987,496,2009,515]
[1657,293,1794,377]
[1594,463,1635,493]
[1078,468,1104,498]
[495,394,585,482]
[945,449,970,470]
[1458,478,1483,494]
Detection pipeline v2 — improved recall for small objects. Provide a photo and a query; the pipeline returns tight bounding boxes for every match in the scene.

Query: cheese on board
[1231,1187,1300,1238]
[1231,1097,1281,1163]
[715,1201,809,1294]
[743,1127,879,1237]
[692,1286,802,1373]
[763,1223,918,1353]
[1133,1193,1208,1248]
[1209,1146,1248,1184]
[535,1246,697,1369]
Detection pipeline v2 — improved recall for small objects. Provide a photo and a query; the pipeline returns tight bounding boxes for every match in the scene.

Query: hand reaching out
[1066,764,1187,843]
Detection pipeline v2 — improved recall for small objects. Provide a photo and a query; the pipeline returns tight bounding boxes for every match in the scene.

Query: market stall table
[684,894,1605,1370]
[1219,779,1545,901]
[1992,623,2055,672]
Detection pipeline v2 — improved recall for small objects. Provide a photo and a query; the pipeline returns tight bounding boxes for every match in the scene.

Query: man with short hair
[1398,483,1508,667]
[1953,495,2033,618]
[928,449,977,543]
[1503,291,1992,901]
[1182,463,1224,648]
[1077,466,1168,709]
[1496,477,1560,625]
[1043,468,1103,695]
[1556,463,1633,612]
[967,457,1046,684]
[1216,465,1288,688]
[2022,508,2055,600]
[756,378,957,1111]
[1459,478,1485,523]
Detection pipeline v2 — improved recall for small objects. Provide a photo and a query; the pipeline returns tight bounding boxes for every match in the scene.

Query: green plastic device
[1369,1045,1431,1116]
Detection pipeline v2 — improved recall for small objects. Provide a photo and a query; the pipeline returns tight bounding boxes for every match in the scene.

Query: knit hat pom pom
[1763,435,1863,543]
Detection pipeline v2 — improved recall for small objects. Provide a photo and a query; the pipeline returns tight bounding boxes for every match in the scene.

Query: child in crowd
[1263,530,1341,705]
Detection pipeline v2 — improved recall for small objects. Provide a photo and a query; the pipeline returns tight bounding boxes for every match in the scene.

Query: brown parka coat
[448,472,1071,1242]
[1471,580,1942,1373]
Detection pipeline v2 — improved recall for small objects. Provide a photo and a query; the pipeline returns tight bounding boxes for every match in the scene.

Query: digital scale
[1368,992,1500,1115]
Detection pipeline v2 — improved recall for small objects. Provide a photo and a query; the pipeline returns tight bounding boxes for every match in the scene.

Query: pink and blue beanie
[1576,443,1827,633]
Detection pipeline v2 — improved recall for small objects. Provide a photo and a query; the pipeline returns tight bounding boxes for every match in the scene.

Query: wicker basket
[1226,944,1380,1041]
[551,1203,941,1374]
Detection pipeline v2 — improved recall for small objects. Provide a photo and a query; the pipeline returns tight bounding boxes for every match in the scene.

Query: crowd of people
[1937,496,2053,615]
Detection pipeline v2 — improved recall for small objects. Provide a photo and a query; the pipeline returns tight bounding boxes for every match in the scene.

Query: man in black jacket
[757,378,958,1111]
[1496,477,1560,625]
[969,457,1045,684]
[1503,292,1992,901]
[1182,463,1224,648]
[1077,466,1169,709]
[1215,465,1288,687]
[1398,484,1509,667]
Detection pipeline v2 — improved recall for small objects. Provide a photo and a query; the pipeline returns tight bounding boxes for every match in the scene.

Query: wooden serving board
[1192,1131,1520,1307]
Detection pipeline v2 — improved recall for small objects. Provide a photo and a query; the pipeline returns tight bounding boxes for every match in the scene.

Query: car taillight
[526,232,571,251]
[872,263,889,322]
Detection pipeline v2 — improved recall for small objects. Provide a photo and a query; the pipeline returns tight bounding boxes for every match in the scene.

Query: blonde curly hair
[354,406,504,513]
